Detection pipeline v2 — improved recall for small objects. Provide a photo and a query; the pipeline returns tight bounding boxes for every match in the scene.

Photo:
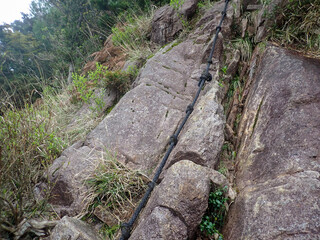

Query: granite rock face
[223,46,320,239]
[150,5,183,45]
[46,0,233,217]
[178,0,199,19]
[129,206,188,240]
[164,80,225,171]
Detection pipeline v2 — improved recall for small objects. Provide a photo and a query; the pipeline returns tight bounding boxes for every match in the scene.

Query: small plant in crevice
[200,186,229,239]
[170,0,184,10]
[231,37,253,62]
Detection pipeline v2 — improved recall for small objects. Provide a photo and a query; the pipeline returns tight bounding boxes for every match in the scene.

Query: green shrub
[72,63,138,105]
[200,186,229,238]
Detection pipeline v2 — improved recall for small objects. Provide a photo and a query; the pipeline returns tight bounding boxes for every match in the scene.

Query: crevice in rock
[165,151,205,171]
[157,205,190,236]
[250,96,264,138]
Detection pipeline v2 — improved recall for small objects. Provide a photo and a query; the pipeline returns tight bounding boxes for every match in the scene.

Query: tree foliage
[0,0,170,105]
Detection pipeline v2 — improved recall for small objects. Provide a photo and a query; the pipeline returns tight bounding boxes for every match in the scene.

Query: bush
[0,103,65,237]
[72,63,138,103]
[271,0,320,55]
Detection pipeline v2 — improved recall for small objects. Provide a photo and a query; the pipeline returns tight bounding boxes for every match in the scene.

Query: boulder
[223,45,320,239]
[178,0,199,19]
[130,160,231,239]
[129,206,188,240]
[45,142,101,216]
[163,81,225,171]
[151,5,183,45]
[50,216,101,240]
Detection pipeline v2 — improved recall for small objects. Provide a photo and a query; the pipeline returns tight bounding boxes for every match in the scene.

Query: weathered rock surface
[178,0,199,19]
[130,160,230,239]
[46,142,101,216]
[129,206,188,240]
[164,81,225,171]
[223,46,320,239]
[49,216,101,240]
[151,5,183,45]
[192,0,234,39]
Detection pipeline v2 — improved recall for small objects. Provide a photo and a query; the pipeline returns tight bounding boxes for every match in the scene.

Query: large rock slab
[223,46,320,239]
[46,1,234,216]
[84,39,207,172]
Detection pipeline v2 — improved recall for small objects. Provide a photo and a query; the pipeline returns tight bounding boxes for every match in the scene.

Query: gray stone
[178,0,199,19]
[84,38,219,173]
[192,0,234,39]
[246,4,262,10]
[50,216,101,240]
[223,46,320,239]
[46,142,101,216]
[131,160,231,239]
[151,5,183,45]
[163,81,225,171]
[129,206,188,240]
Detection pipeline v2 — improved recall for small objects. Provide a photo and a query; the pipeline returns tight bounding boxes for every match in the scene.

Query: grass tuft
[270,0,320,57]
[84,152,149,238]
[111,6,157,61]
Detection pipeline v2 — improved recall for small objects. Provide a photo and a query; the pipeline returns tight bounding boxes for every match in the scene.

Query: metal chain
[120,1,230,239]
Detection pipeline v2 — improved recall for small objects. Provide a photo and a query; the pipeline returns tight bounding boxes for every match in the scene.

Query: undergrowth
[0,76,111,237]
[71,63,138,105]
[270,0,320,57]
[111,6,156,60]
[0,101,65,238]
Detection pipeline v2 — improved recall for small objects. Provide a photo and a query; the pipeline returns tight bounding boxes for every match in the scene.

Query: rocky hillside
[18,0,320,239]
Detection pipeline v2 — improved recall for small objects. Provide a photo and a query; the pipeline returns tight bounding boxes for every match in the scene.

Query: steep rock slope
[223,45,320,239]
[46,0,234,218]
